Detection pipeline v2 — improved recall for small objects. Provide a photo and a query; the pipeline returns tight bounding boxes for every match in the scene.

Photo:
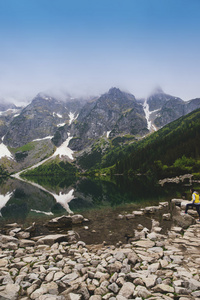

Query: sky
[0,0,200,103]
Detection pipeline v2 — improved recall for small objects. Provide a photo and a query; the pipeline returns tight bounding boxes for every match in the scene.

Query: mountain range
[1,87,200,174]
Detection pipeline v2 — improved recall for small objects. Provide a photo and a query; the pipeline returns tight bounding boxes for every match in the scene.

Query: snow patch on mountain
[143,98,151,130]
[107,131,111,138]
[53,112,62,118]
[0,108,20,116]
[0,192,13,214]
[30,209,53,216]
[13,133,74,180]
[0,143,13,160]
[69,112,78,125]
[143,99,158,131]
[33,136,53,142]
[53,134,74,160]
[57,123,66,127]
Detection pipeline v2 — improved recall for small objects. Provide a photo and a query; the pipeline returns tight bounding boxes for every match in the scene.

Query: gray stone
[108,283,119,293]
[107,261,122,273]
[62,272,79,283]
[45,271,55,282]
[27,283,39,296]
[153,283,174,293]
[0,234,19,244]
[147,232,158,240]
[77,285,90,300]
[133,278,144,286]
[30,282,58,299]
[119,282,135,298]
[191,290,200,297]
[0,258,8,267]
[136,286,151,298]
[148,262,160,273]
[162,213,171,220]
[174,286,190,295]
[116,296,127,300]
[94,286,109,295]
[2,275,14,285]
[132,239,155,248]
[64,293,82,300]
[188,278,200,290]
[36,234,70,246]
[144,206,161,213]
[113,252,125,262]
[102,293,114,299]
[19,239,36,247]
[125,214,135,219]
[133,211,144,216]
[5,242,18,250]
[0,283,20,300]
[46,215,72,228]
[89,296,102,300]
[127,251,139,265]
[110,272,118,283]
[53,271,65,281]
[143,275,157,288]
[72,214,84,224]
[17,231,30,239]
[172,213,195,229]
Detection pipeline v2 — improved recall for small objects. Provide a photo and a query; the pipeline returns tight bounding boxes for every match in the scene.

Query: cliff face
[185,98,200,114]
[0,100,22,143]
[147,89,200,129]
[3,94,82,148]
[69,88,147,150]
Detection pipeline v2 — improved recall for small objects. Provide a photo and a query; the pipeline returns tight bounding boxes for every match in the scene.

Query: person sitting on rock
[185,188,200,221]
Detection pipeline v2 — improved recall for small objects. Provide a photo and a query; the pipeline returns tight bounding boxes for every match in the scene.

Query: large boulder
[46,214,85,228]
[0,283,20,299]
[0,234,19,245]
[71,214,84,224]
[36,233,77,246]
[144,206,161,214]
[46,215,72,228]
[172,213,196,229]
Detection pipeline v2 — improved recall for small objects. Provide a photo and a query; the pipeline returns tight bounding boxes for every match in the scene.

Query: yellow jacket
[192,191,200,204]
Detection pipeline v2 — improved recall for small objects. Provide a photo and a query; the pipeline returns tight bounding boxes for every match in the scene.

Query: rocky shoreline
[0,199,200,299]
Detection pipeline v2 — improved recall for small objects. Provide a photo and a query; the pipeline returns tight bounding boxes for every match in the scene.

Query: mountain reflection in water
[0,175,189,225]
[0,192,13,216]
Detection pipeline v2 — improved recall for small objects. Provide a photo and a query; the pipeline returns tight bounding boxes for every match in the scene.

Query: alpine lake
[0,174,197,245]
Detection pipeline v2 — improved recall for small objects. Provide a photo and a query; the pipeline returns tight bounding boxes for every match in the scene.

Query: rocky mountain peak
[107,87,122,95]
[32,93,56,105]
[107,87,135,101]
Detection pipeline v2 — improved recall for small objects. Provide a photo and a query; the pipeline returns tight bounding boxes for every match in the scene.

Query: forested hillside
[114,108,200,178]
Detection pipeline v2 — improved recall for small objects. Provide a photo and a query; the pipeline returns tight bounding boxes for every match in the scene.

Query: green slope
[115,108,200,178]
[21,156,77,178]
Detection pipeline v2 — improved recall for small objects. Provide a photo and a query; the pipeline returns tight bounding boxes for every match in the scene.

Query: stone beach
[0,199,200,299]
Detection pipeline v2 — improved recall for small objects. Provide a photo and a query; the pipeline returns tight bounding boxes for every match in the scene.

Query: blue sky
[0,0,200,103]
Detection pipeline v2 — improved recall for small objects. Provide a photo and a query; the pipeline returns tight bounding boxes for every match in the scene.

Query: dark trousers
[185,203,200,217]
